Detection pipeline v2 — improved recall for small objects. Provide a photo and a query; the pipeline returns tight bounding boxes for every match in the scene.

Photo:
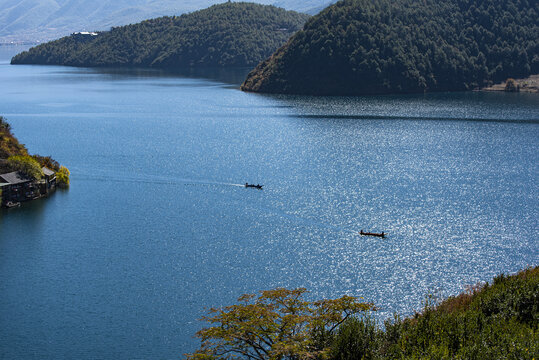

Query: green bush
[325,267,539,360]
[330,315,380,360]
[56,166,70,188]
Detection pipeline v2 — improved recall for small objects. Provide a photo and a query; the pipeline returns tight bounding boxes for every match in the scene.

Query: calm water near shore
[0,45,538,359]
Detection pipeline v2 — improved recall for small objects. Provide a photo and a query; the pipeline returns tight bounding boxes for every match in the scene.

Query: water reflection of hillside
[256,91,539,123]
[1,43,251,86]
[0,45,33,64]
[86,66,251,87]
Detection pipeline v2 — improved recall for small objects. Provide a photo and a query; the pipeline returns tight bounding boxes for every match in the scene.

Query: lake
[0,45,538,359]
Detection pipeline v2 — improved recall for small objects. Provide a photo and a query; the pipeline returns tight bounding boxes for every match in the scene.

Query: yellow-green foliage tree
[7,155,43,180]
[185,288,374,359]
[56,166,70,188]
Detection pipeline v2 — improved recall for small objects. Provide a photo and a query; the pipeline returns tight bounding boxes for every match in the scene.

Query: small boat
[360,230,386,238]
[5,201,21,208]
[245,183,263,189]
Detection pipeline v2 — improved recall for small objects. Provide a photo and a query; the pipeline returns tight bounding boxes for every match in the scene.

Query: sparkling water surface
[0,46,538,359]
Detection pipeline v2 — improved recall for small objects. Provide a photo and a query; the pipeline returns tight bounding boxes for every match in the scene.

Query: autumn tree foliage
[7,155,43,180]
[185,288,374,359]
[56,166,70,188]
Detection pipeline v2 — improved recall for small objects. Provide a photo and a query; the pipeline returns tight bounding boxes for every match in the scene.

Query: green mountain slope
[11,2,310,68]
[0,0,329,44]
[242,0,539,95]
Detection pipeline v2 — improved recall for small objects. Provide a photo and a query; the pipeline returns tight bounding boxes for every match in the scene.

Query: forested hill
[241,0,539,95]
[0,0,330,44]
[11,3,310,68]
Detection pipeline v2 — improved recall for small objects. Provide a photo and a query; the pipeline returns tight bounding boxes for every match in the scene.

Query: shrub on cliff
[56,166,70,188]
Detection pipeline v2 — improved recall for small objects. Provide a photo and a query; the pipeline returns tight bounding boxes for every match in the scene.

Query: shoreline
[480,74,539,93]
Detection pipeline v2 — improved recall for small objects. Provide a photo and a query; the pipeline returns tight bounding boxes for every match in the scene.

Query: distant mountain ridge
[11,3,310,68]
[0,0,333,44]
[242,0,539,95]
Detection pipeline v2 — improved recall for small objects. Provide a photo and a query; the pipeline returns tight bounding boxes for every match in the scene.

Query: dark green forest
[242,0,539,95]
[11,2,309,68]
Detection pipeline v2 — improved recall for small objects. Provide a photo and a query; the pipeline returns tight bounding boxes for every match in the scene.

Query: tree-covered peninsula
[0,116,68,207]
[10,2,310,68]
[241,0,539,95]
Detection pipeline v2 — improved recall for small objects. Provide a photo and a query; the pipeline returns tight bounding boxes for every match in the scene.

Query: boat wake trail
[74,172,251,189]
[75,171,364,236]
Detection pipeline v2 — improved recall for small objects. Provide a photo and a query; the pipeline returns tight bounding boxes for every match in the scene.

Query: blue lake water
[0,45,538,359]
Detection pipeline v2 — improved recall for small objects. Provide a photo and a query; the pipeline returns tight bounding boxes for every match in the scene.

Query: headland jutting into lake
[0,116,69,207]
[10,3,309,69]
[241,0,538,95]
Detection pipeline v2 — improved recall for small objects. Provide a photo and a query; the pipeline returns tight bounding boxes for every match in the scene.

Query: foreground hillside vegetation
[11,2,310,68]
[242,0,539,95]
[186,267,538,359]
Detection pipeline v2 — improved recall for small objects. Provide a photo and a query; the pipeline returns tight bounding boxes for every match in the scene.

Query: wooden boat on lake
[245,183,263,189]
[360,230,386,238]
